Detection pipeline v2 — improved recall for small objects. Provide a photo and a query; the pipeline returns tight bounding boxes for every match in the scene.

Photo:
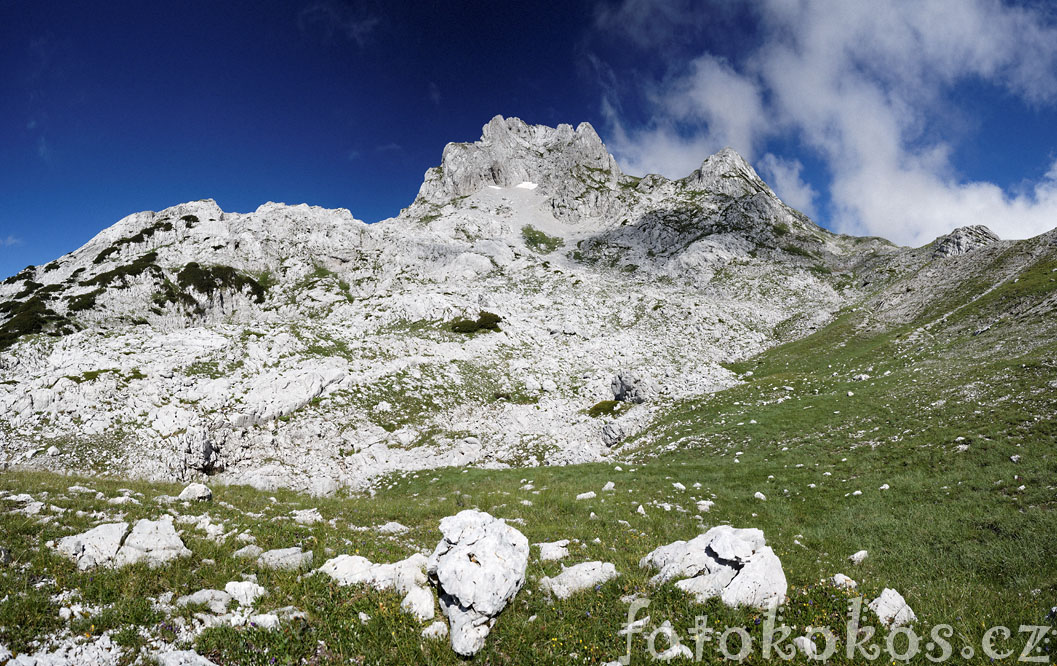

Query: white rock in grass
[754,492,767,501]
[257,547,313,570]
[248,613,280,630]
[46,445,60,456]
[178,483,213,502]
[640,525,786,609]
[636,505,647,516]
[55,522,128,570]
[602,482,615,492]
[177,589,232,614]
[879,484,890,491]
[114,516,192,568]
[225,581,267,607]
[233,545,263,559]
[539,561,618,599]
[291,508,322,525]
[427,510,528,657]
[720,546,786,609]
[422,620,449,639]
[672,482,686,491]
[696,500,714,512]
[849,550,868,565]
[155,650,220,666]
[317,552,434,621]
[377,521,409,534]
[576,491,596,500]
[869,588,917,627]
[830,573,858,589]
[537,540,570,561]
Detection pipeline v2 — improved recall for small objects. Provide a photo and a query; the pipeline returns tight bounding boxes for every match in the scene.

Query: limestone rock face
[932,225,1000,258]
[427,510,529,656]
[413,115,623,225]
[640,525,787,609]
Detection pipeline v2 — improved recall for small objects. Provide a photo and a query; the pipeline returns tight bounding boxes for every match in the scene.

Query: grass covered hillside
[2,231,1055,665]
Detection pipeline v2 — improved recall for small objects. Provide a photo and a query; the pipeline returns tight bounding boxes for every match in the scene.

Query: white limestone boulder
[868,588,917,627]
[55,522,128,570]
[178,483,213,502]
[317,552,434,621]
[539,561,618,600]
[427,510,529,656]
[257,547,313,571]
[640,525,786,609]
[113,516,191,568]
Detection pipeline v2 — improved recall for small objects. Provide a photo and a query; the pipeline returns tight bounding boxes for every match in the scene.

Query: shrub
[175,263,267,304]
[450,310,503,334]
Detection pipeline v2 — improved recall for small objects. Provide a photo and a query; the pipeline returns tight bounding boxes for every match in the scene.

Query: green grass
[2,234,1055,664]
[522,225,564,254]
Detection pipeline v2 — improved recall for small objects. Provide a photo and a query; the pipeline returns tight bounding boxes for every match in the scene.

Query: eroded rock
[427,510,528,656]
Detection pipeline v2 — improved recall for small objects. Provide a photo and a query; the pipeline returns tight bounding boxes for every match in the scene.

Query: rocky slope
[0,116,1034,493]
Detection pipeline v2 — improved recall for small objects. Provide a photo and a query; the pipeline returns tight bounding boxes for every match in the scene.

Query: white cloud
[594,0,1057,246]
[1,235,23,247]
[757,154,818,219]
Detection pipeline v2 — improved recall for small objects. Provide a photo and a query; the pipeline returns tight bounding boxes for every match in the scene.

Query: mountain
[0,115,1049,495]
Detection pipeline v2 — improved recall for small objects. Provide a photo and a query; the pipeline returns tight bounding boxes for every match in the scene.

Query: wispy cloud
[298,2,380,47]
[36,136,51,162]
[0,236,23,247]
[428,82,441,107]
[591,0,1057,246]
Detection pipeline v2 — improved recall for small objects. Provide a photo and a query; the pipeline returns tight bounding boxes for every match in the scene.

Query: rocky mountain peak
[411,115,624,224]
[931,225,1000,258]
[680,147,772,199]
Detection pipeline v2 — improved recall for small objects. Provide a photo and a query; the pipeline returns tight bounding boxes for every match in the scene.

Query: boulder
[427,510,529,656]
[869,588,917,627]
[601,422,624,447]
[224,581,267,607]
[536,540,570,561]
[55,522,128,570]
[233,544,264,559]
[317,552,434,621]
[539,561,618,600]
[611,373,650,403]
[257,547,313,571]
[177,589,232,614]
[640,525,786,609]
[113,516,192,568]
[178,483,213,502]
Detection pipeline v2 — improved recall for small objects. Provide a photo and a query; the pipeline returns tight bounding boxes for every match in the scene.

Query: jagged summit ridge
[413,115,623,224]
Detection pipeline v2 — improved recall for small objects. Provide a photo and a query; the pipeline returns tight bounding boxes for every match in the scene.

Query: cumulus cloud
[593,0,1057,246]
[757,154,818,219]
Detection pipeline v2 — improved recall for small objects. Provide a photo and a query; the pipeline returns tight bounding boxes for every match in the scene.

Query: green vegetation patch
[174,262,267,304]
[450,310,502,334]
[521,225,564,254]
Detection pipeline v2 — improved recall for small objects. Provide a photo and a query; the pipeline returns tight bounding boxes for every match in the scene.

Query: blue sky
[3,0,1057,279]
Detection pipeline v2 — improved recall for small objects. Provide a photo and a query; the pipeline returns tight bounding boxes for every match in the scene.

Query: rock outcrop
[640,525,787,609]
[427,510,529,656]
